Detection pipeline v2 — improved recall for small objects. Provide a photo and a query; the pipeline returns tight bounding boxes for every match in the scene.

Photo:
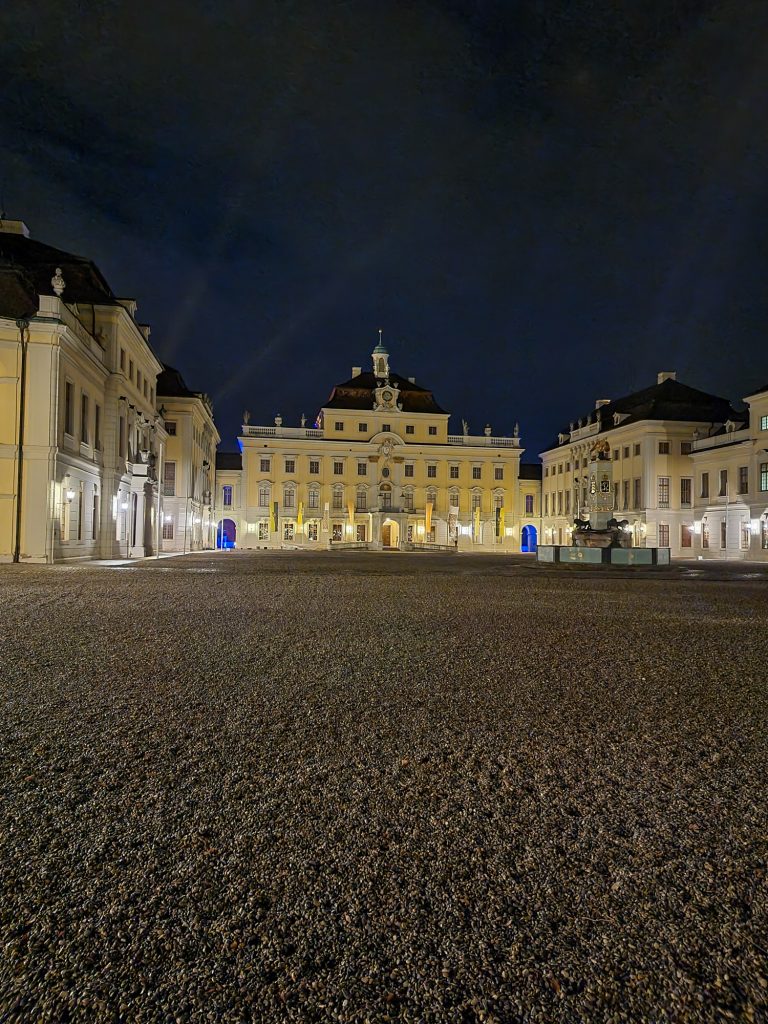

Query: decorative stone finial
[513,422,520,437]
[484,424,492,436]
[461,419,469,436]
[51,267,66,297]
[243,409,251,425]
[300,413,306,427]
[274,414,282,427]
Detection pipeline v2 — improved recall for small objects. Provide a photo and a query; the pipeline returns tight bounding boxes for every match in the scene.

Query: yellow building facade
[232,343,540,551]
[540,372,739,556]
[158,366,220,553]
[0,220,167,562]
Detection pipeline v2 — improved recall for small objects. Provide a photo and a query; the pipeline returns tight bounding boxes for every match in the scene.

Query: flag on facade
[425,501,433,535]
[297,501,303,528]
[473,504,481,540]
[347,501,355,530]
[499,506,505,539]
[270,501,278,533]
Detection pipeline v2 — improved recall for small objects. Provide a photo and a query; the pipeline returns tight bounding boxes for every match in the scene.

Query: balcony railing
[242,425,325,439]
[447,435,520,447]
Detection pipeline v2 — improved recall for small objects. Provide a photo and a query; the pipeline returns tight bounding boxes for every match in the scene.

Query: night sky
[2,1,767,457]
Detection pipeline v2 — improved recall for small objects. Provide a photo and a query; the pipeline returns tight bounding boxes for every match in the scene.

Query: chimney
[351,366,361,377]
[0,220,30,237]
[595,398,611,410]
[657,371,676,384]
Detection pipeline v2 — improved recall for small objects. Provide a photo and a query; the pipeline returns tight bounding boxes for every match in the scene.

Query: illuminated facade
[230,343,540,551]
[158,366,220,553]
[0,220,167,562]
[690,383,768,560]
[540,373,739,557]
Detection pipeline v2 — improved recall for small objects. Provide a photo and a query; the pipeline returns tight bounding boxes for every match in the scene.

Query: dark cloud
[1,0,766,453]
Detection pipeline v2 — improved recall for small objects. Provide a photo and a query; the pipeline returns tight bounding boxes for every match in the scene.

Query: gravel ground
[1,551,767,1023]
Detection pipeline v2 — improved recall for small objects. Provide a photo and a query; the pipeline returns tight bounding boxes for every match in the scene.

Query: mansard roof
[156,364,198,399]
[324,371,448,414]
[546,378,739,452]
[216,451,242,471]
[0,230,116,305]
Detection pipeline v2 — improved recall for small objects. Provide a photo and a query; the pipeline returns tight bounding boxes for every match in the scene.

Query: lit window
[258,521,269,540]
[760,415,768,431]
[162,521,174,540]
[760,463,768,492]
[307,522,318,541]
[283,522,295,541]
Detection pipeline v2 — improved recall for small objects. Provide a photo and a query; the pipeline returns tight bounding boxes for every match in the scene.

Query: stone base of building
[537,545,671,566]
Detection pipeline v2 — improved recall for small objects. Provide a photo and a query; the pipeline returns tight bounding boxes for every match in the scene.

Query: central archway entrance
[521,524,538,553]
[216,518,237,549]
[381,518,400,550]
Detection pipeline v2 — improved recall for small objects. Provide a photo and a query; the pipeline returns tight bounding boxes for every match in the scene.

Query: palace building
[228,342,540,551]
[539,372,740,557]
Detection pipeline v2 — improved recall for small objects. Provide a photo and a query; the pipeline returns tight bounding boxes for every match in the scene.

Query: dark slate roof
[0,229,116,304]
[0,260,39,321]
[545,378,740,452]
[156,364,197,399]
[323,371,447,414]
[216,452,242,471]
[518,463,543,481]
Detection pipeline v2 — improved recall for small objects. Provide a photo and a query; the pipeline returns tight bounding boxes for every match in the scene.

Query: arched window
[283,486,295,509]
[308,485,320,510]
[332,484,344,510]
[449,488,459,510]
[403,485,414,511]
[355,485,367,511]
[258,483,270,508]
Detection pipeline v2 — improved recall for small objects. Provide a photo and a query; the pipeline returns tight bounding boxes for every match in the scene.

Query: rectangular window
[260,458,270,473]
[380,491,392,510]
[658,477,670,508]
[634,444,641,457]
[525,494,534,515]
[761,463,768,491]
[681,524,692,548]
[407,525,414,543]
[258,521,269,540]
[738,466,748,494]
[544,494,549,515]
[472,466,481,480]
[258,486,269,507]
[334,421,343,431]
[356,524,366,542]
[565,491,570,514]
[719,469,728,497]
[472,494,481,512]
[94,404,102,451]
[760,415,768,430]
[92,491,99,540]
[623,447,629,459]
[357,463,367,476]
[80,394,89,444]
[332,490,343,510]
[307,522,318,541]
[406,425,414,435]
[308,489,319,509]
[333,461,343,475]
[129,359,134,381]
[382,424,391,432]
[163,461,176,496]
[566,462,571,472]
[741,522,750,550]
[450,465,459,479]
[702,522,710,548]
[120,348,126,372]
[283,522,295,541]
[720,520,727,548]
[623,480,629,509]
[284,459,295,474]
[428,425,437,435]
[332,524,343,541]
[358,423,368,432]
[701,472,709,498]
[612,449,619,461]
[77,487,83,541]
[558,491,563,515]
[309,459,320,474]
[681,441,692,455]
[403,491,414,510]
[658,524,670,547]
[64,381,74,436]
[680,478,692,507]
[137,370,142,392]
[494,467,503,480]
[356,491,367,511]
[162,521,174,540]
[143,380,148,398]
[558,464,563,474]
[404,464,414,478]
[427,465,436,478]
[283,488,295,508]
[223,485,233,507]
[659,441,670,455]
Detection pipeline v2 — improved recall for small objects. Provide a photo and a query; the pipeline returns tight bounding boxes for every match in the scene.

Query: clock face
[382,390,393,403]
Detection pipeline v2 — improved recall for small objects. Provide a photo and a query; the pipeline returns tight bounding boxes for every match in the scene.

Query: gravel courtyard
[1,551,767,1023]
